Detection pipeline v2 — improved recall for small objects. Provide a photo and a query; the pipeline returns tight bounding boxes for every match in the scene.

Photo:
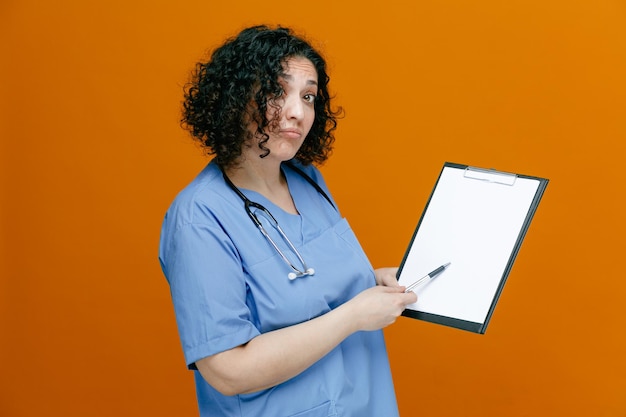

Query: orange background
[2,1,625,416]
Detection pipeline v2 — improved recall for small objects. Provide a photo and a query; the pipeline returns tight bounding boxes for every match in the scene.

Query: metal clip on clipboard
[463,166,517,186]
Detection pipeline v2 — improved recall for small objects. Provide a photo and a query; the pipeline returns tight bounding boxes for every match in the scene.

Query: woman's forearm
[195,284,415,396]
[196,299,358,396]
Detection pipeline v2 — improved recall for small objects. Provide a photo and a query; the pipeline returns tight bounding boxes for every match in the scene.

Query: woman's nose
[282,95,304,120]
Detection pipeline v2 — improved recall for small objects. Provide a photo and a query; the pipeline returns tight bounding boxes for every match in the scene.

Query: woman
[159,25,417,417]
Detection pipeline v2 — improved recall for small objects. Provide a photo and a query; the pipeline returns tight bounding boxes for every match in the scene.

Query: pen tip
[444,262,451,268]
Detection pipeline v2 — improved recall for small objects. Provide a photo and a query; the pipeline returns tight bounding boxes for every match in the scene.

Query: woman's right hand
[347,285,417,332]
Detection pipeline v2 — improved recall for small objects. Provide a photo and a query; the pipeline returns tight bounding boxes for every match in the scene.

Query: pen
[404,262,451,293]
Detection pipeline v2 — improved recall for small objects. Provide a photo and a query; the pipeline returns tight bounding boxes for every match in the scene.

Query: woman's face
[255,56,318,163]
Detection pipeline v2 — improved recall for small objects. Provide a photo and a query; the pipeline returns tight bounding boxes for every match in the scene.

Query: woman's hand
[374,267,400,287]
[347,285,417,332]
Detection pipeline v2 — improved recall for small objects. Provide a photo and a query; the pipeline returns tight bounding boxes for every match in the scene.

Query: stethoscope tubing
[221,162,329,280]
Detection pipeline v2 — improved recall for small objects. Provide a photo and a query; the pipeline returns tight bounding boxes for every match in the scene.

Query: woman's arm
[195,284,417,396]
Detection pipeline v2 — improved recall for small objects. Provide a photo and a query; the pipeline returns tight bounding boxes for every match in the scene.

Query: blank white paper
[398,166,541,324]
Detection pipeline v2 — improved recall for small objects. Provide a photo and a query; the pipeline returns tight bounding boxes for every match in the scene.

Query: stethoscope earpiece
[288,268,315,281]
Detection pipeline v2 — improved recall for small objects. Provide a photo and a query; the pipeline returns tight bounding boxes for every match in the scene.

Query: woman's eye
[303,94,316,103]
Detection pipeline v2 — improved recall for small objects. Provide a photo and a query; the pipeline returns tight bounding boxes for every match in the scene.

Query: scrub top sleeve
[163,221,260,368]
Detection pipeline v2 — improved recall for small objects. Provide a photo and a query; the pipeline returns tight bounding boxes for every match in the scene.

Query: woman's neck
[224,160,298,215]
[224,157,282,189]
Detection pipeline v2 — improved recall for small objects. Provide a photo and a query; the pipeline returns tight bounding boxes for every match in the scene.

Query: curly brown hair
[181,25,343,168]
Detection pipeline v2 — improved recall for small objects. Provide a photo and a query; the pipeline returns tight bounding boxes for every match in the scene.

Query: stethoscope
[221,161,336,280]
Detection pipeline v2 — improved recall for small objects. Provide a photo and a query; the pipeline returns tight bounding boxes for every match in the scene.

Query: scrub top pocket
[286,400,338,417]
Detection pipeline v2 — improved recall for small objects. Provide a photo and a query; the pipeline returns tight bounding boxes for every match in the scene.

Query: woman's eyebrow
[281,73,318,86]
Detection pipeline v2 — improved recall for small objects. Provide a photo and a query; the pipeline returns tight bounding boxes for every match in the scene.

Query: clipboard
[396,162,548,334]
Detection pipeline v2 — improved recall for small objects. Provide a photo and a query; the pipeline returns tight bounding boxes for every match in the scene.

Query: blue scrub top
[159,160,399,417]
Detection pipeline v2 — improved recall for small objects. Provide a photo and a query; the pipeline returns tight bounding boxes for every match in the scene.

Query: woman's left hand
[374,267,401,287]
